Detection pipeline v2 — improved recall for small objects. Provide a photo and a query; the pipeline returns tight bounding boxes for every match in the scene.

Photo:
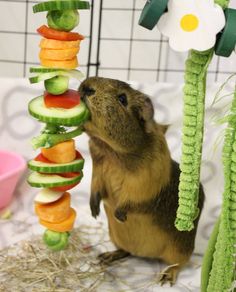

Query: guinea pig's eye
[118,93,128,107]
[83,86,95,96]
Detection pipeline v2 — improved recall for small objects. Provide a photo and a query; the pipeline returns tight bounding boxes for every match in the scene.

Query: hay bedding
[0,224,112,292]
[0,224,164,292]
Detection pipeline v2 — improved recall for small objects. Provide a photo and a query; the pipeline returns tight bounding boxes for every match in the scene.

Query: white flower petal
[157,0,225,52]
[166,23,217,52]
[157,13,173,37]
[199,5,225,33]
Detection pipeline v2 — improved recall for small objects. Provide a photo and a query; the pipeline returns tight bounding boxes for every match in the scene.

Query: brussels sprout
[44,75,69,95]
[43,229,69,251]
[47,9,80,31]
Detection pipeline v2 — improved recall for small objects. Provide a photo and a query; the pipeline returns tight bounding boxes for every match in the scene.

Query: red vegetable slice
[44,89,81,109]
[50,171,81,191]
[50,183,79,192]
[75,151,83,160]
[35,153,52,163]
[37,25,84,41]
[59,172,81,178]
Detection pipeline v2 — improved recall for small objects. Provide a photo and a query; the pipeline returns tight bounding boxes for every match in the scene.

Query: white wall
[0,0,235,82]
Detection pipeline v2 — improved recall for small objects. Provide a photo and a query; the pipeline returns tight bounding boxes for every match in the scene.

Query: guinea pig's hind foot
[98,249,130,265]
[158,263,180,286]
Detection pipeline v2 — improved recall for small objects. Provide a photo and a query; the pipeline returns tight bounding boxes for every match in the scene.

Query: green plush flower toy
[139,0,236,291]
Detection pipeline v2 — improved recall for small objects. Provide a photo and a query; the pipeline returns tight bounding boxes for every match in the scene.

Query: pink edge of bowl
[0,150,27,181]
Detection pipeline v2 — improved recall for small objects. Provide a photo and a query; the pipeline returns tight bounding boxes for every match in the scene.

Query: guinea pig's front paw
[114,208,127,222]
[90,192,101,218]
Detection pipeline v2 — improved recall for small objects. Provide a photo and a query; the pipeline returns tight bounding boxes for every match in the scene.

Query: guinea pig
[78,77,204,285]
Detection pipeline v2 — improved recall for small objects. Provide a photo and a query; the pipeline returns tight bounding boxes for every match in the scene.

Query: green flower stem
[175,49,214,231]
[206,87,236,292]
[214,0,229,8]
[176,0,230,233]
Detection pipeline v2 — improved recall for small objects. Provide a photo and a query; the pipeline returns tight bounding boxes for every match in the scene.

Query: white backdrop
[0,0,235,82]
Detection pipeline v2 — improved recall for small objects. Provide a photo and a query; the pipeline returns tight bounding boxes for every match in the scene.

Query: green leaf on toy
[215,8,236,57]
[138,0,168,30]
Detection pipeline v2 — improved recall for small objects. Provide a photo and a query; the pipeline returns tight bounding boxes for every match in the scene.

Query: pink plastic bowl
[0,150,26,209]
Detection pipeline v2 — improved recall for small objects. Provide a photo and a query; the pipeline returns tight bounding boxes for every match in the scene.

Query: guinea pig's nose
[80,86,96,101]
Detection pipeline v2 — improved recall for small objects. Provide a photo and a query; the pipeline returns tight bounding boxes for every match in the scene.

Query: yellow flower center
[180,14,199,32]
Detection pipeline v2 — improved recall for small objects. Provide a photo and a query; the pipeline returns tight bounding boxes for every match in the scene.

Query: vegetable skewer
[27,0,90,251]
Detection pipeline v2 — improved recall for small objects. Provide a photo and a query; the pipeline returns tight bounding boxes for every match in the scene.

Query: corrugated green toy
[201,87,236,291]
[139,0,236,290]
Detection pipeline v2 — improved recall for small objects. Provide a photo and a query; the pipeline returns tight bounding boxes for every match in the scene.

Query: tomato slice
[35,153,53,163]
[44,89,80,109]
[37,25,84,41]
[50,183,79,192]
[50,171,81,192]
[75,150,83,160]
[59,172,81,178]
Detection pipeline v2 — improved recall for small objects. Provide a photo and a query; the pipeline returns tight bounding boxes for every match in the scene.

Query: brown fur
[78,77,204,283]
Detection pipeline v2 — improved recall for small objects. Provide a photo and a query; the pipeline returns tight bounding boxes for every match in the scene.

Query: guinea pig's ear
[143,98,154,120]
[136,97,155,133]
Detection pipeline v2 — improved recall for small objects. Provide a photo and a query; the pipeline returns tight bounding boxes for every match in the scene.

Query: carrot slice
[35,192,71,223]
[37,25,84,41]
[41,139,76,164]
[39,47,79,61]
[39,208,77,232]
[40,57,78,69]
[40,38,80,50]
[35,150,82,163]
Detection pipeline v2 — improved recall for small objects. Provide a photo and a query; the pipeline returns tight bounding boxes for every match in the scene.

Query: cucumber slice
[28,171,83,188]
[28,96,87,126]
[34,189,64,204]
[30,67,66,73]
[45,76,69,95]
[29,71,61,84]
[33,1,90,13]
[28,156,84,173]
[29,69,84,84]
